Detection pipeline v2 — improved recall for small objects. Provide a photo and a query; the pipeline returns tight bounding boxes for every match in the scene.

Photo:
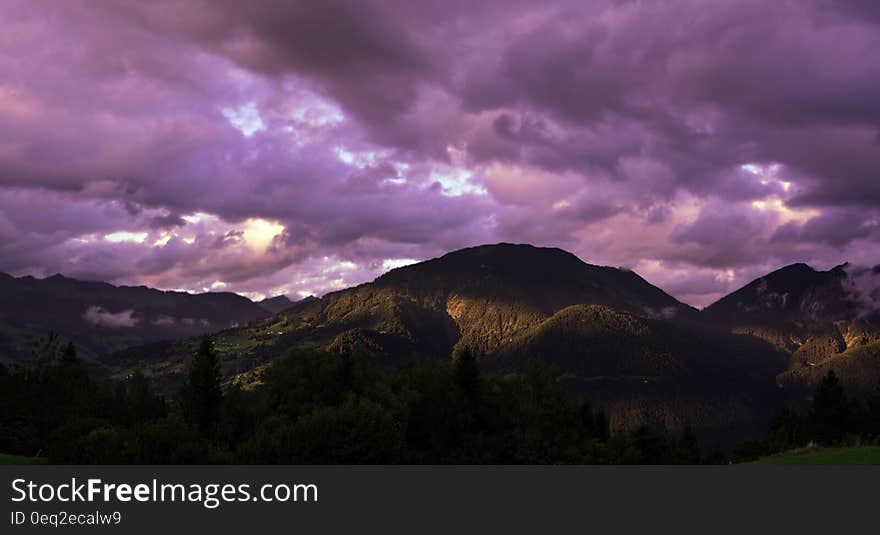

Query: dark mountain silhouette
[0,272,273,364]
[704,263,855,330]
[702,263,880,394]
[257,295,295,314]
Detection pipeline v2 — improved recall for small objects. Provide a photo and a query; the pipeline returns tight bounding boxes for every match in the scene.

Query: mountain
[703,263,880,394]
[108,242,697,370]
[15,245,880,442]
[257,295,295,314]
[704,263,856,330]
[103,243,783,439]
[0,272,273,364]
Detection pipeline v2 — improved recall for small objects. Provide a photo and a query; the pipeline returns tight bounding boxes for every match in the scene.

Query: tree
[287,399,404,463]
[454,346,481,404]
[579,400,596,438]
[580,401,611,443]
[183,336,222,436]
[31,332,61,368]
[673,424,701,464]
[614,425,671,464]
[866,386,880,439]
[60,342,78,365]
[766,408,805,452]
[702,444,727,465]
[122,371,165,425]
[593,408,610,443]
[808,370,858,445]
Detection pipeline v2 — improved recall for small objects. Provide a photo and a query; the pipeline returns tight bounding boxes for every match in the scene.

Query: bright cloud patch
[104,232,148,244]
[242,218,284,251]
[751,199,819,224]
[382,258,419,272]
[430,168,487,197]
[221,102,265,136]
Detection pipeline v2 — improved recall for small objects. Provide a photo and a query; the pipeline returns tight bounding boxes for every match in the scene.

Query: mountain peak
[258,294,295,314]
[369,243,694,326]
[704,261,856,327]
[377,242,600,285]
[776,262,814,272]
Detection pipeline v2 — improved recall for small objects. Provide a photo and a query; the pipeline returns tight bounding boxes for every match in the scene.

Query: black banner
[2,466,876,534]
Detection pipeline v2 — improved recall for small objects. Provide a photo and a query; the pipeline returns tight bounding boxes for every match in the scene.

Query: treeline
[1,336,722,464]
[732,370,880,462]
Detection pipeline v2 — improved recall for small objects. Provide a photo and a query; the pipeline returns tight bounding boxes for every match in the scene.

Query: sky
[1,0,879,307]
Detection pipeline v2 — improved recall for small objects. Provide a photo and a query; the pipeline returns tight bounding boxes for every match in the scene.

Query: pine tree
[61,342,78,365]
[579,400,596,438]
[31,332,61,368]
[866,386,880,439]
[184,336,222,435]
[767,408,805,451]
[126,370,164,424]
[593,408,610,442]
[454,346,481,404]
[809,370,852,444]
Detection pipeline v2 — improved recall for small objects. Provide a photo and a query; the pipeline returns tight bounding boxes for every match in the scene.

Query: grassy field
[0,453,48,465]
[750,446,880,465]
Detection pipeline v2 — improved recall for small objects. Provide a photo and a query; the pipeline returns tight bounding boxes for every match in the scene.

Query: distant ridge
[0,272,273,363]
[258,295,295,314]
[703,263,853,327]
[702,262,880,394]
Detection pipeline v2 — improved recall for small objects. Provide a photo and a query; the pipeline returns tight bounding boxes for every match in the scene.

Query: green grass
[750,446,880,465]
[0,452,48,465]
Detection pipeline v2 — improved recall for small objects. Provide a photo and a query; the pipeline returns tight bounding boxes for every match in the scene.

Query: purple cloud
[1,0,879,308]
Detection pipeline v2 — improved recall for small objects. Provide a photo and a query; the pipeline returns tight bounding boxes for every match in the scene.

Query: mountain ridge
[96,243,787,439]
[0,271,275,363]
[5,244,880,437]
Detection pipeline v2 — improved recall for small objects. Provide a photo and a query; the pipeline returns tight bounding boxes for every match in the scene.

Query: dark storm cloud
[100,0,445,128]
[148,212,187,229]
[1,0,879,305]
[772,210,880,248]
